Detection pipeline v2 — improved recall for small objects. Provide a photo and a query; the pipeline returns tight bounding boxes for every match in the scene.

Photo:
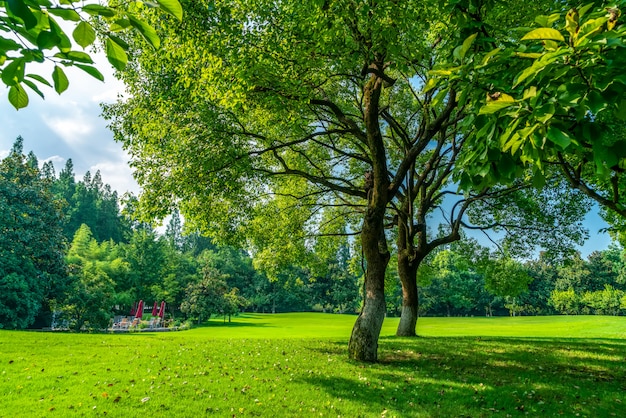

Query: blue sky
[0,54,139,196]
[0,55,615,257]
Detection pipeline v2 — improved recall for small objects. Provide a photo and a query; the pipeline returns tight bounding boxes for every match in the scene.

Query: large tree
[105,0,597,361]
[0,137,67,328]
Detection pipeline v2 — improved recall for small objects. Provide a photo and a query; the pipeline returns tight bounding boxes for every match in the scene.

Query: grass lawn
[1,314,625,417]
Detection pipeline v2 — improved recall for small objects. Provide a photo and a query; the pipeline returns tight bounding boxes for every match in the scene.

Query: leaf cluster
[0,0,182,109]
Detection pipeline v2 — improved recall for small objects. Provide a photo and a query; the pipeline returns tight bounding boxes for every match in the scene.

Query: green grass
[1,314,625,417]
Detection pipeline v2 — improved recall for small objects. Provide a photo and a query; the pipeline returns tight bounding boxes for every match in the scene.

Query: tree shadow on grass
[302,336,626,417]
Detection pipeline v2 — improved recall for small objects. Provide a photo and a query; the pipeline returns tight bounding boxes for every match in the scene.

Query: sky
[0,53,615,257]
[0,53,139,196]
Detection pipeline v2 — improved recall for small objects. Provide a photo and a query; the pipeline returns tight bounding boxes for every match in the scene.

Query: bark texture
[348,63,390,362]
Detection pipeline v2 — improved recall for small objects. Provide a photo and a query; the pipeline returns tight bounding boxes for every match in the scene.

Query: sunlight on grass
[1,314,625,417]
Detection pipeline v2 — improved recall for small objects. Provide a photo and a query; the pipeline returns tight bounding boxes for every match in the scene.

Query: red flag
[159,301,166,319]
[152,301,158,316]
[135,300,144,319]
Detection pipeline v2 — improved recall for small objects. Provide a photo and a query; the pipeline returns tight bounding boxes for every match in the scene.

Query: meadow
[1,314,625,417]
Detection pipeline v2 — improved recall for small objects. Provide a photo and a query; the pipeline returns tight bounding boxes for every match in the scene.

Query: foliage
[445,1,626,225]
[179,264,243,322]
[0,0,182,109]
[57,224,126,331]
[0,137,67,329]
[485,257,533,299]
[552,284,625,315]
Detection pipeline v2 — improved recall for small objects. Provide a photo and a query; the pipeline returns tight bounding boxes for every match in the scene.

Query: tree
[550,288,582,314]
[57,224,128,331]
[180,265,229,323]
[484,257,534,316]
[63,170,128,242]
[119,227,168,303]
[0,137,67,328]
[0,0,182,109]
[104,0,590,361]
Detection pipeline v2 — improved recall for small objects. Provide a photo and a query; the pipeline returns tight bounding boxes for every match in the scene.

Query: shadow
[195,320,273,329]
[301,336,626,416]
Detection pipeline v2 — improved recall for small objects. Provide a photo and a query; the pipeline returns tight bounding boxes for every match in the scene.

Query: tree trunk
[396,263,419,336]
[396,217,420,336]
[348,61,390,362]
[348,206,389,362]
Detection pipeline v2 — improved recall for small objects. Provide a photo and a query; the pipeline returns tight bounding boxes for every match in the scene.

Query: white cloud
[40,155,66,167]
[0,149,9,159]
[87,155,140,195]
[42,111,95,146]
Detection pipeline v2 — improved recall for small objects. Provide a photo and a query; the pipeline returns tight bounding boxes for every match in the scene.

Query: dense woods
[2,138,625,332]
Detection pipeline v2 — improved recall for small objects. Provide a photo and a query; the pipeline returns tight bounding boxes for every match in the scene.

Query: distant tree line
[384,240,626,318]
[0,138,361,330]
[2,138,625,331]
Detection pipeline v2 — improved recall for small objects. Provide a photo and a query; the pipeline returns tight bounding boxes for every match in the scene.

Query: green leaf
[534,13,560,27]
[22,78,45,99]
[73,21,96,49]
[532,170,546,189]
[521,28,565,42]
[36,30,61,49]
[7,0,38,30]
[546,126,571,149]
[513,49,569,87]
[577,3,595,18]
[47,7,80,22]
[534,103,555,124]
[479,94,516,114]
[52,65,69,94]
[156,0,183,21]
[48,17,72,53]
[105,37,128,71]
[615,98,626,120]
[26,73,52,87]
[515,52,542,59]
[522,86,537,100]
[586,90,606,114]
[54,51,94,64]
[108,35,130,50]
[110,19,132,32]
[429,69,453,76]
[575,17,608,46]
[74,64,105,82]
[454,33,477,61]
[423,77,438,93]
[0,37,21,52]
[1,58,26,86]
[480,47,501,66]
[128,15,160,49]
[8,83,29,109]
[81,4,116,17]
